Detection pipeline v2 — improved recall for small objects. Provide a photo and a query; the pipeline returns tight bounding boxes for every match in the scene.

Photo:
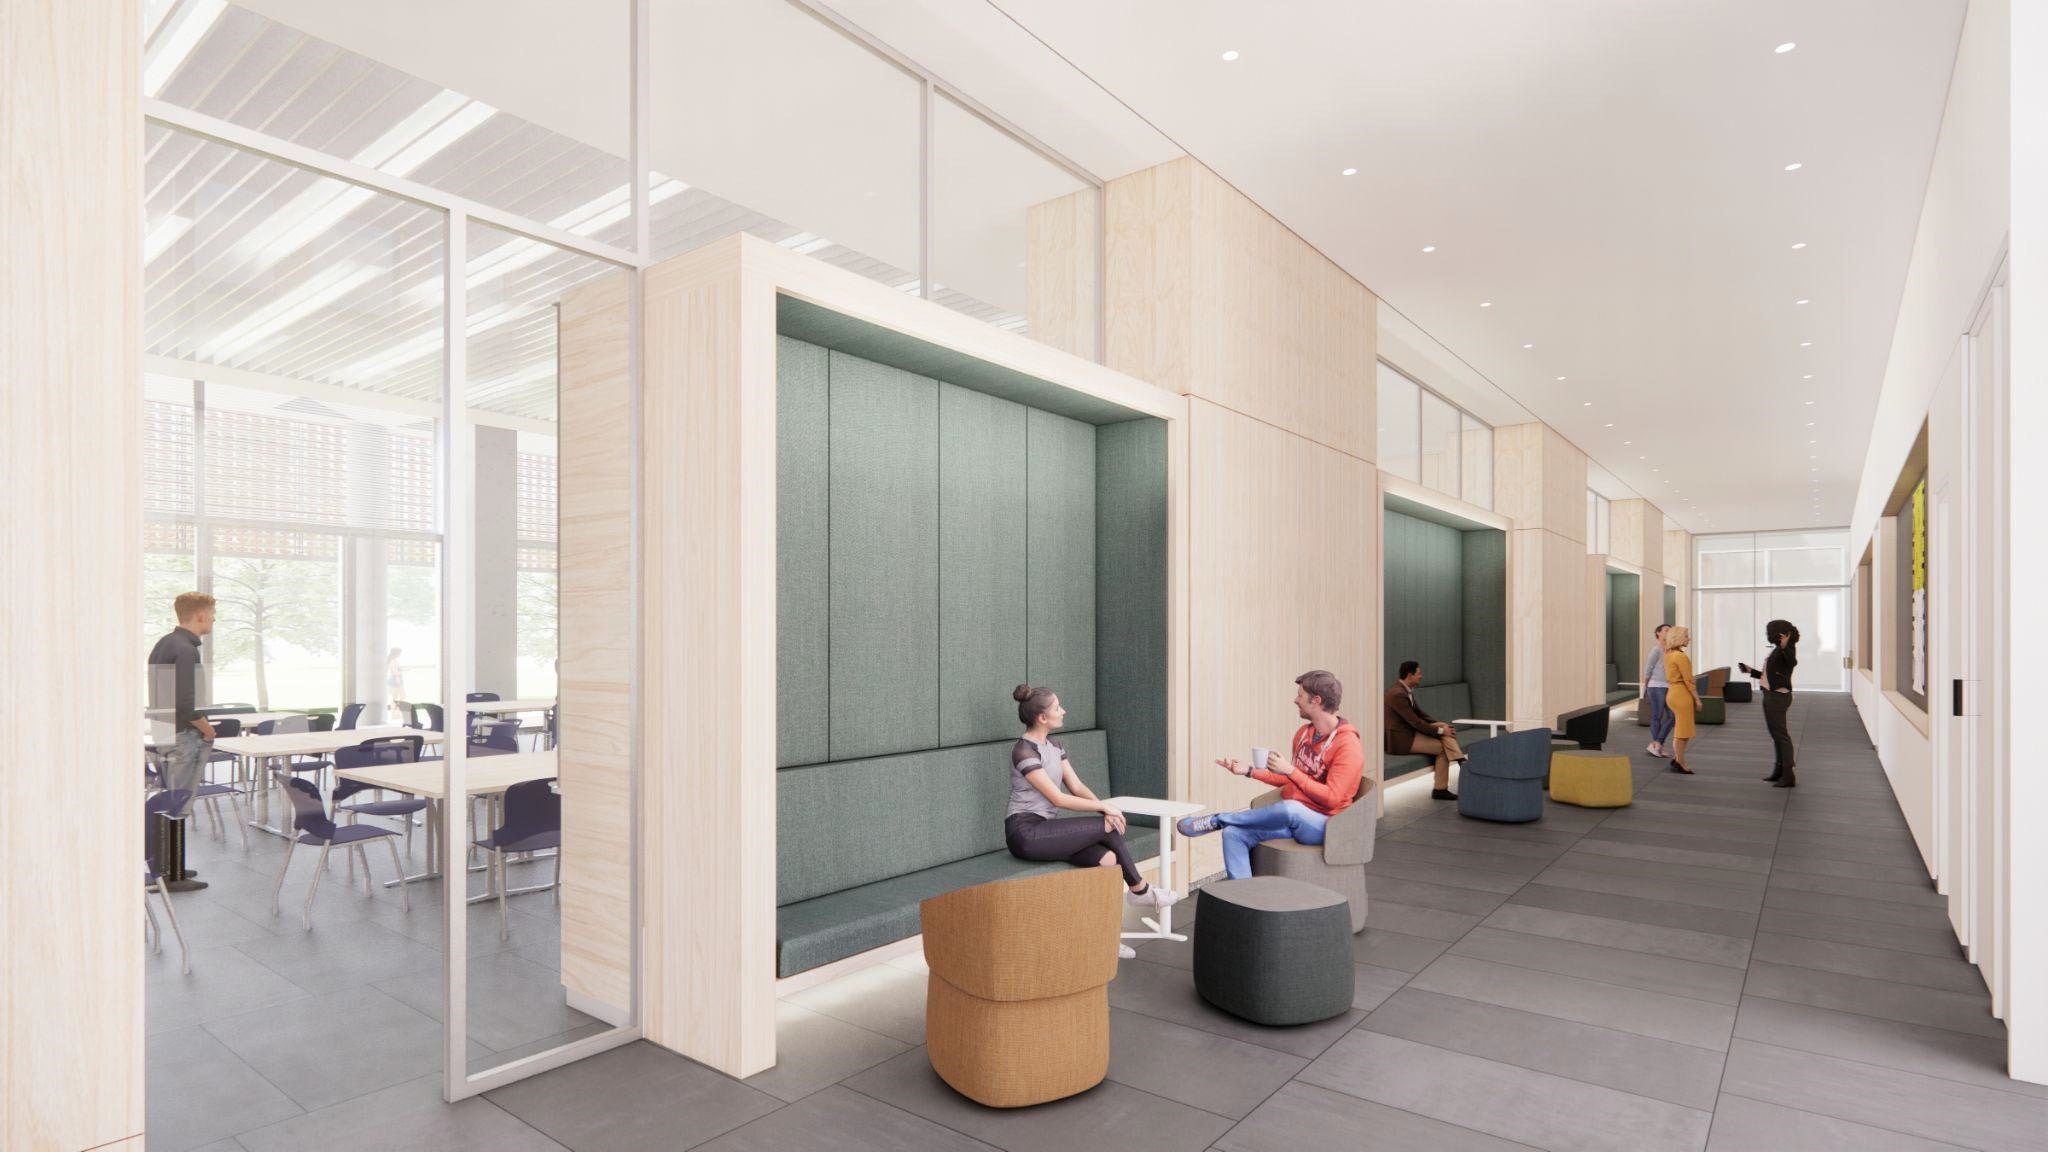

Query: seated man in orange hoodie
[1177,670,1368,879]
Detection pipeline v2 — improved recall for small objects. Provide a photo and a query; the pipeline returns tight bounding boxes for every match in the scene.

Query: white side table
[1452,718,1512,738]
[1101,795,1206,943]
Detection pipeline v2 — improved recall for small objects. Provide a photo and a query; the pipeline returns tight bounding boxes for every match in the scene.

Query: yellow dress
[1665,649,1697,739]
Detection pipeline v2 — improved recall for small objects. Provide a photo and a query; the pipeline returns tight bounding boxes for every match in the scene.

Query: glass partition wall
[140,0,1114,1108]
[1694,529,1852,691]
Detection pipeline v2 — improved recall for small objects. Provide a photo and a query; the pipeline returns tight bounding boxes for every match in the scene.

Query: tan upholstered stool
[1548,750,1633,808]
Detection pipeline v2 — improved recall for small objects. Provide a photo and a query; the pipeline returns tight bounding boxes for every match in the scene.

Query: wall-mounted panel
[1026,187,1100,361]
[1026,407,1098,727]
[776,337,831,766]
[938,383,1029,745]
[1461,530,1509,720]
[1383,510,1465,686]
[828,352,941,759]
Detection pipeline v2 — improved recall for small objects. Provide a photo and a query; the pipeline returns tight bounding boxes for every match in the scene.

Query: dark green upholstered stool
[1192,878,1353,1025]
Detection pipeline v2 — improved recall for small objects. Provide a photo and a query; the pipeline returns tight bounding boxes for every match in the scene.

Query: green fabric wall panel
[776,730,1110,905]
[1095,418,1169,804]
[829,350,941,759]
[1461,529,1509,721]
[1664,583,1677,627]
[1026,408,1097,728]
[1382,510,1464,688]
[777,337,832,767]
[938,383,1029,746]
[1607,571,1640,672]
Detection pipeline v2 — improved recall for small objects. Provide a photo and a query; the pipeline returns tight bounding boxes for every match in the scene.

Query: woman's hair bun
[1012,684,1034,702]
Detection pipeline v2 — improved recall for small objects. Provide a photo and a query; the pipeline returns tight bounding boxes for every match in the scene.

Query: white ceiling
[986,0,1968,533]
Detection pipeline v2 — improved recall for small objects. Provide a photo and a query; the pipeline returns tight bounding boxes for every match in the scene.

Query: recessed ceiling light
[1480,301,1492,308]
[1623,440,1631,445]
[1796,299,1810,305]
[1582,400,1592,406]
[1784,162,1803,171]
[1804,400,1814,405]
[1523,343,1535,349]
[1809,439,1818,444]
[1220,49,1240,61]
[1800,341,1813,347]
[1791,242,1808,250]
[1775,41,1797,54]
[1342,167,1358,176]
[1802,374,1814,379]
[1639,455,1646,460]
[1605,423,1614,428]
[1421,245,1436,253]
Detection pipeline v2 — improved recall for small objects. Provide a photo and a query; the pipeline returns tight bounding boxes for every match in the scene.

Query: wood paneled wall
[1611,498,1669,686]
[1665,529,1693,627]
[1025,187,1099,361]
[1495,424,1598,727]
[1,0,143,1146]
[639,239,782,1077]
[558,272,634,1021]
[1187,399,1376,878]
[1104,157,1376,460]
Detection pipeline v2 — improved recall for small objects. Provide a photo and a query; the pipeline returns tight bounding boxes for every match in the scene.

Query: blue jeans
[1217,800,1329,880]
[161,728,211,817]
[1647,686,1674,745]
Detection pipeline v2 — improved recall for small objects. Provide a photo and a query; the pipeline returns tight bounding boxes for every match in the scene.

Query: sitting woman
[1006,684,1178,950]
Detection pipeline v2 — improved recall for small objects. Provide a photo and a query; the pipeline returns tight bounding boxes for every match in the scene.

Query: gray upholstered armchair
[1246,782,1373,933]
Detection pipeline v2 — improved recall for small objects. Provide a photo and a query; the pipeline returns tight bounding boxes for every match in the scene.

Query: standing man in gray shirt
[149,591,218,819]
[1643,623,1674,758]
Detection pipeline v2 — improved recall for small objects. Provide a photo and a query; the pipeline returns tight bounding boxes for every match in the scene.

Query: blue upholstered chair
[1457,728,1552,823]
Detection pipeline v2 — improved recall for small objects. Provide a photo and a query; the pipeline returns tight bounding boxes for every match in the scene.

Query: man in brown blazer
[1385,660,1467,800]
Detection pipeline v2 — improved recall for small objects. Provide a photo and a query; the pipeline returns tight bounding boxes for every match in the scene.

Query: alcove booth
[615,235,1188,1078]
[1379,491,1508,783]
[1604,565,1644,706]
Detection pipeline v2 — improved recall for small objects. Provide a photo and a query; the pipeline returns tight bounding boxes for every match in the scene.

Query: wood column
[1494,423,1592,729]
[1,0,143,1146]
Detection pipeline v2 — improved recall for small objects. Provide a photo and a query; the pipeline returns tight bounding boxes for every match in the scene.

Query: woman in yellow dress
[1663,626,1700,775]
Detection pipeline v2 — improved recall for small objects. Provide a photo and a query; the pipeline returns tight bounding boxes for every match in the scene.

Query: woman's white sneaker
[1116,943,1137,959]
[1127,885,1179,908]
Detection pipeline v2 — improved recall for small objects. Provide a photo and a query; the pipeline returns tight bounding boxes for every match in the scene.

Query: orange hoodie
[1248,720,1367,816]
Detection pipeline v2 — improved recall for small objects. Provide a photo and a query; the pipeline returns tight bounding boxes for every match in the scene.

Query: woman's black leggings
[1005,813,1141,887]
[1764,690,1796,770]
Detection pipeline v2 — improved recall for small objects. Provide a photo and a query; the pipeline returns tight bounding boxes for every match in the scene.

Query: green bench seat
[1603,663,1638,706]
[777,729,1159,977]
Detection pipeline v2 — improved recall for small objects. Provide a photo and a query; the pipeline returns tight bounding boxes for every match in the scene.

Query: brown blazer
[1384,684,1442,755]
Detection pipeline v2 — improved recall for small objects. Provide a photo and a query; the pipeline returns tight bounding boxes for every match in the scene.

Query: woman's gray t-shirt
[1008,736,1067,819]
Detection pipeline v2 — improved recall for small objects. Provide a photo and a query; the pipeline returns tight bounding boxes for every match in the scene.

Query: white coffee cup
[1251,747,1271,771]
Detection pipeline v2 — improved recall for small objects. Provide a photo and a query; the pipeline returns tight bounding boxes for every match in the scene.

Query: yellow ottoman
[1548,750,1633,808]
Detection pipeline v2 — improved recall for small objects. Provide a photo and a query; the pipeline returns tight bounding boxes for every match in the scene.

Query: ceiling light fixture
[1582,401,1592,406]
[1800,341,1813,347]
[1342,167,1358,176]
[1791,242,1808,250]
[1784,162,1803,171]
[1523,343,1534,349]
[1220,49,1239,61]
[1421,245,1436,253]
[1802,373,1814,379]
[1775,41,1797,53]
[1604,423,1614,428]
[1480,301,1492,308]
[1796,298,1810,305]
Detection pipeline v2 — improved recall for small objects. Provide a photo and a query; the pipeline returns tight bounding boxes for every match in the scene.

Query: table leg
[381,797,445,888]
[245,755,295,840]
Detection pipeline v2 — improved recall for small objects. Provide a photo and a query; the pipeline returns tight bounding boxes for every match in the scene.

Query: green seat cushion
[777,731,1109,906]
[1697,696,1726,725]
[776,828,1158,976]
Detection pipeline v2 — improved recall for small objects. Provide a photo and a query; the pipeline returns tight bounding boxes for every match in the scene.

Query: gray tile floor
[144,801,605,1151]
[152,695,2048,1150]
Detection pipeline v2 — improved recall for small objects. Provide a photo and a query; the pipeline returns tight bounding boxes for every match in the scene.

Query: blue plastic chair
[471,719,521,757]
[338,703,366,730]
[1457,728,1553,823]
[271,775,409,929]
[145,789,193,972]
[473,778,561,939]
[334,736,429,862]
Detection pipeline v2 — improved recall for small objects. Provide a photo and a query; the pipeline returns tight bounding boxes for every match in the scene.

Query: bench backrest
[1605,663,1621,692]
[1413,682,1473,724]
[777,729,1110,906]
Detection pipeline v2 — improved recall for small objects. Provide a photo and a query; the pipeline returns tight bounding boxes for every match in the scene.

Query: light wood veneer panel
[1106,157,1376,461]
[1186,399,1375,878]
[1493,423,1587,542]
[1507,529,1600,729]
[558,272,634,1018]
[1025,186,1099,360]
[2,1,143,1147]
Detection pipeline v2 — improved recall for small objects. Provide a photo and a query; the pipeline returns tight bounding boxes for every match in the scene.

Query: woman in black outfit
[1741,620,1800,788]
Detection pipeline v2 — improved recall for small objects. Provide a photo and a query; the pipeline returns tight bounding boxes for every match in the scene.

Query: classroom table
[213,726,447,837]
[467,697,554,715]
[335,750,557,900]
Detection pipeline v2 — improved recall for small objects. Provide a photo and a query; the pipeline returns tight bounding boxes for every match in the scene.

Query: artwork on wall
[1911,478,1927,697]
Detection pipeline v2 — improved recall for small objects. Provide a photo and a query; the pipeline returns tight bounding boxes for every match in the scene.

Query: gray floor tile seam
[1217,1049,1556,1152]
[197,986,444,1116]
[1710,1088,1988,1152]
[1422,939,1760,1019]
[1749,915,1966,961]
[834,1055,1212,1148]
[1721,1013,2048,1114]
[1734,983,2006,1049]
[177,1016,314,1133]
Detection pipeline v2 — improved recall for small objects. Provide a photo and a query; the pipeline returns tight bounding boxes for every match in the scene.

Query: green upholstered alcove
[772,296,1169,975]
[1605,568,1643,704]
[1664,582,1678,627]
[1381,494,1507,781]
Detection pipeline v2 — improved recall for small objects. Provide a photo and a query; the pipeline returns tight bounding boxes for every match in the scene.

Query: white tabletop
[335,751,556,800]
[465,697,554,713]
[213,726,447,758]
[1101,795,1206,818]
